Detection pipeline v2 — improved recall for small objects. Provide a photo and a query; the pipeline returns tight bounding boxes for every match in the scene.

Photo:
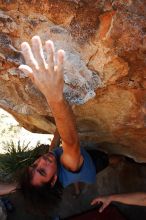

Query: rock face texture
[0,0,146,161]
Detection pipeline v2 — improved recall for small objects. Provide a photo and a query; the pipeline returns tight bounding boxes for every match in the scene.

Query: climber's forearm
[48,97,80,153]
[110,193,146,206]
[0,183,16,195]
[49,129,60,151]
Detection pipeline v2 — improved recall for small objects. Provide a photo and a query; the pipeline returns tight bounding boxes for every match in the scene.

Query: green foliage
[0,140,49,182]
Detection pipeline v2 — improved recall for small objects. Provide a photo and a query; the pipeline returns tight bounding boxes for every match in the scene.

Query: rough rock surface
[0,0,146,161]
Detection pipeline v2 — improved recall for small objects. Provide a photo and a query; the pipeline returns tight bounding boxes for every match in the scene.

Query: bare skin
[49,129,61,151]
[0,183,17,196]
[91,193,146,212]
[19,36,83,186]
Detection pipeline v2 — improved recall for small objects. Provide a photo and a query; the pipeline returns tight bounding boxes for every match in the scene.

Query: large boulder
[0,0,146,161]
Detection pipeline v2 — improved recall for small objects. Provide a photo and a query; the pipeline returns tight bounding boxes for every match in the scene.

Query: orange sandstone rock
[0,0,146,162]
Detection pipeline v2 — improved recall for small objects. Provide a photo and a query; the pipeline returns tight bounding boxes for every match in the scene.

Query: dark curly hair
[19,166,63,216]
